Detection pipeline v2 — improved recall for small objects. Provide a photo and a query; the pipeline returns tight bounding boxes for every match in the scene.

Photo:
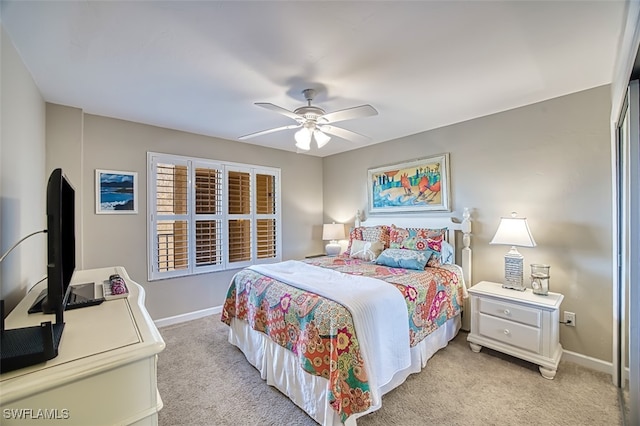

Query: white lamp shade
[322,223,346,241]
[314,130,331,148]
[295,127,312,150]
[490,214,536,247]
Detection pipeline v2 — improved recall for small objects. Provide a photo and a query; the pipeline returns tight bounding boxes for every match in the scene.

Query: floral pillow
[344,225,390,255]
[375,248,436,270]
[349,240,385,261]
[426,248,443,267]
[389,226,447,267]
[389,225,446,251]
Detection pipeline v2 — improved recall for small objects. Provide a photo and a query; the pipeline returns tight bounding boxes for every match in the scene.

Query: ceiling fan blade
[318,125,371,144]
[239,124,301,140]
[320,104,378,124]
[255,103,304,122]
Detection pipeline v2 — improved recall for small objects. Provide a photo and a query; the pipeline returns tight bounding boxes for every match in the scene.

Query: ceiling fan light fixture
[314,130,331,148]
[241,87,378,151]
[294,127,312,151]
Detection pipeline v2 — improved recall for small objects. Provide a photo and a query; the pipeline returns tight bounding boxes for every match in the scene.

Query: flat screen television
[39,168,76,322]
[0,168,73,372]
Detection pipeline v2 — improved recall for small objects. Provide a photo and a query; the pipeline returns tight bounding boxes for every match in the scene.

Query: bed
[221,212,472,425]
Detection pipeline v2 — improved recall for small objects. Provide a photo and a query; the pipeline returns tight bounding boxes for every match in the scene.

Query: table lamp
[322,223,346,256]
[490,212,536,291]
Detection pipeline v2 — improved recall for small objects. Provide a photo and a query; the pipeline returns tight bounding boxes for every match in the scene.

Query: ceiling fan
[239,89,378,151]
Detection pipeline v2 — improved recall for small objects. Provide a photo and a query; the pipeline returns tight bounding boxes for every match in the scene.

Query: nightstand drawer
[478,313,541,353]
[479,297,541,328]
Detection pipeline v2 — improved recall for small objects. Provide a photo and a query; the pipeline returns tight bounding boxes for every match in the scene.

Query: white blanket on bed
[249,260,412,408]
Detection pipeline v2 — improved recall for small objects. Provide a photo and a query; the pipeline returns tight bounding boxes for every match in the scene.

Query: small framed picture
[95,169,138,214]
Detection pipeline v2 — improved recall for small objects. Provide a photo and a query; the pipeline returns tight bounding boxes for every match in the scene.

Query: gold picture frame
[367,153,450,213]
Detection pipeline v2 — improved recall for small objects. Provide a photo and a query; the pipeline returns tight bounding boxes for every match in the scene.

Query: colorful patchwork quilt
[221,256,464,422]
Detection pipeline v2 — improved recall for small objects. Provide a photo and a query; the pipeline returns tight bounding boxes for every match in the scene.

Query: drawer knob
[503,309,511,315]
[503,329,511,336]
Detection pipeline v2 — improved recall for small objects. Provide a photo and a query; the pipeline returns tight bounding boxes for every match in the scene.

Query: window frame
[147,152,281,281]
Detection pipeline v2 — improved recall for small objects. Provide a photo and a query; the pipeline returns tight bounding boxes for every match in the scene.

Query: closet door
[616,80,639,426]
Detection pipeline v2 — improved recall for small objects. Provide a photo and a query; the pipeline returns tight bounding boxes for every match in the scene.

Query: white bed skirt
[228,315,461,426]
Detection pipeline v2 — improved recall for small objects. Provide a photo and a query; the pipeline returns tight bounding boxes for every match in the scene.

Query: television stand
[0,266,165,426]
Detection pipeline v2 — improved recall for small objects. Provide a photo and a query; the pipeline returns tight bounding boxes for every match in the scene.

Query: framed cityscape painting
[95,169,138,214]
[367,153,450,213]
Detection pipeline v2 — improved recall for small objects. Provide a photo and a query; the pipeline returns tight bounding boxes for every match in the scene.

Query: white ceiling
[0,1,626,157]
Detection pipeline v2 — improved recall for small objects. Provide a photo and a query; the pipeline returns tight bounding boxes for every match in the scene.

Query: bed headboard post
[461,207,472,286]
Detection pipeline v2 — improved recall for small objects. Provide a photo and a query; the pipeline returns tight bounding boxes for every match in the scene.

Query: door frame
[612,79,639,426]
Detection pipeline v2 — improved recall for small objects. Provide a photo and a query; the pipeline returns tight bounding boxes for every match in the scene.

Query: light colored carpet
[157,315,621,426]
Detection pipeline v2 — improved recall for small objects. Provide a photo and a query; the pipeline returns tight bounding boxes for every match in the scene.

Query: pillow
[375,248,435,270]
[349,240,385,261]
[345,225,391,255]
[389,226,446,267]
[426,250,442,268]
[440,240,454,265]
[344,227,364,256]
[389,225,446,252]
[361,225,391,248]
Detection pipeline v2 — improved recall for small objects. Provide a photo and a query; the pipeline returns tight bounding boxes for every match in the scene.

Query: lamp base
[502,247,526,291]
[502,283,527,291]
[325,241,341,257]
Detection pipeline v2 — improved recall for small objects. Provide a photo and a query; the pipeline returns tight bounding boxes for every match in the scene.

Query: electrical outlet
[564,311,576,327]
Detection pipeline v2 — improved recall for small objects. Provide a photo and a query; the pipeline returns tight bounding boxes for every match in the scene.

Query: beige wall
[1,20,615,363]
[0,26,47,310]
[45,107,324,320]
[45,104,84,267]
[323,85,613,361]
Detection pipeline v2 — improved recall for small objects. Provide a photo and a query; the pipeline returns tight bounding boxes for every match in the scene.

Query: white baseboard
[562,349,613,376]
[155,305,222,328]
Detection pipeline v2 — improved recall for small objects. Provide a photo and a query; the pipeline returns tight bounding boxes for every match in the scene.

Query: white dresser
[467,281,563,379]
[0,266,165,425]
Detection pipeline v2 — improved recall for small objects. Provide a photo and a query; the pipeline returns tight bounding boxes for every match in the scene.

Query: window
[148,152,281,280]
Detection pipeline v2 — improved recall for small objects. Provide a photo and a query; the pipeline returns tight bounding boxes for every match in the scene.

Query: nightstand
[305,253,327,258]
[466,281,564,379]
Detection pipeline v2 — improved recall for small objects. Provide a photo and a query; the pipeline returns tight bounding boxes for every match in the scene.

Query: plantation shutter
[255,172,278,260]
[151,157,190,278]
[227,168,252,267]
[194,163,224,272]
[148,152,281,280]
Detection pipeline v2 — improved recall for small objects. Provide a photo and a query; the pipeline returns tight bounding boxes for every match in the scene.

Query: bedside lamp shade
[490,213,536,291]
[322,223,346,256]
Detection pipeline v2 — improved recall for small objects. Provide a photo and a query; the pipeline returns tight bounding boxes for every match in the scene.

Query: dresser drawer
[478,297,541,328]
[478,313,542,353]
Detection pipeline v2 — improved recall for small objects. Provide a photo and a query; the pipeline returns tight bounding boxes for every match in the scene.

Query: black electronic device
[1,299,65,373]
[0,168,75,374]
[42,168,76,317]
[28,282,103,314]
[64,282,104,310]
